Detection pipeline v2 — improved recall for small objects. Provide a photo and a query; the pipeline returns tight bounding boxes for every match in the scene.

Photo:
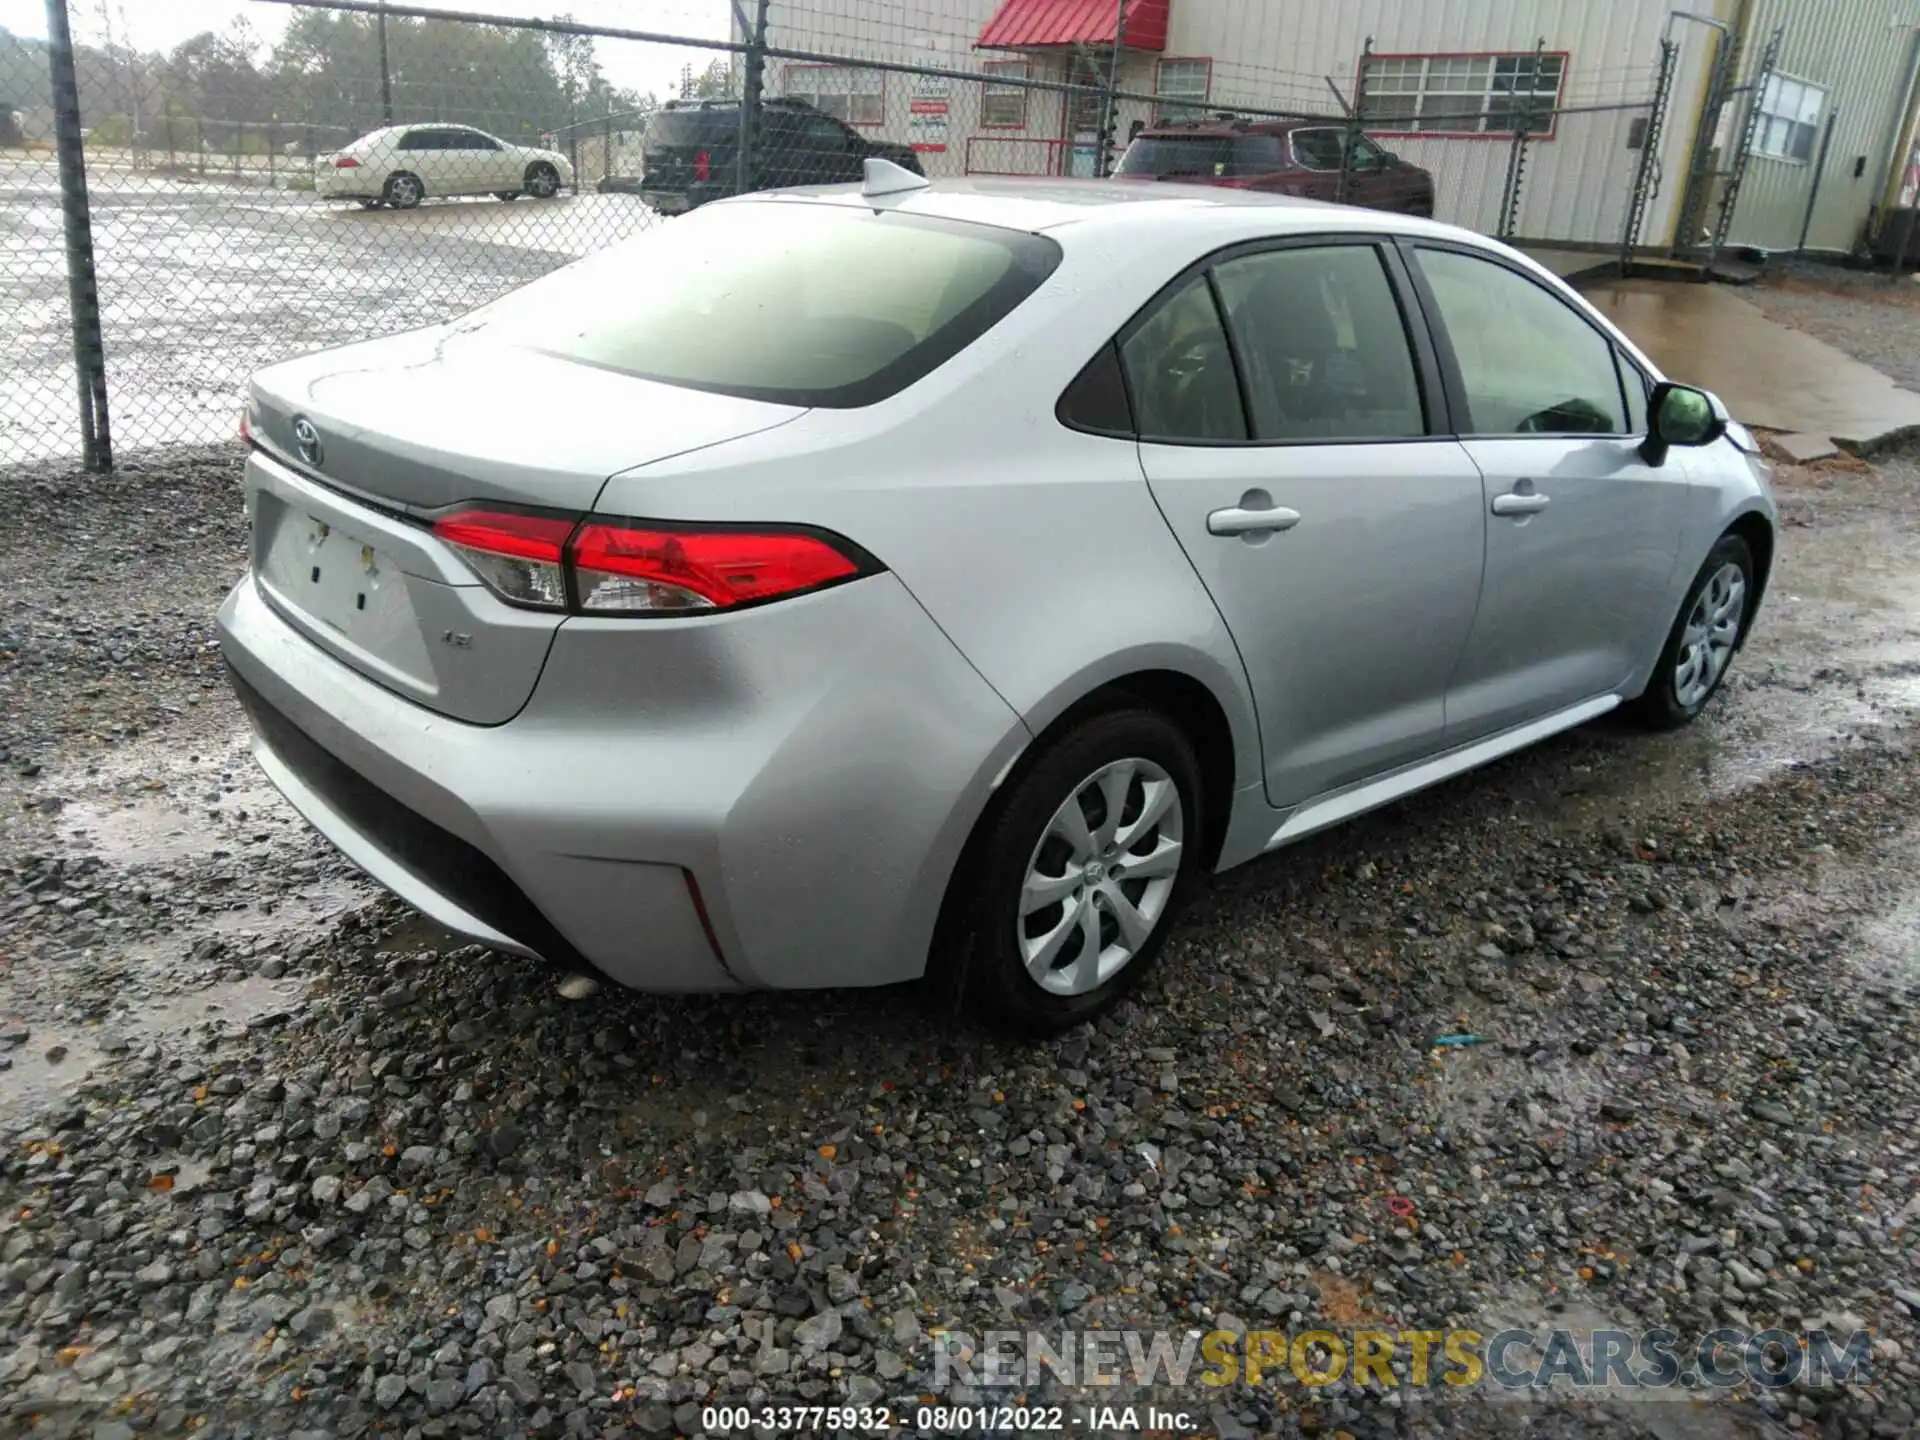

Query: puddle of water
[55,795,235,866]
[0,973,305,1111]
[1849,891,1920,994]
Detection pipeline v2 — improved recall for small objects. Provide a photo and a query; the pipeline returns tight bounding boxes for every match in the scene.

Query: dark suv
[629,97,923,213]
[1116,117,1434,217]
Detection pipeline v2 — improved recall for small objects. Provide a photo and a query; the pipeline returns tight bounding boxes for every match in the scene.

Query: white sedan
[315,123,574,209]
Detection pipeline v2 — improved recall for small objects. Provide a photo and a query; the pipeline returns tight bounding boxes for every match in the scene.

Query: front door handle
[1491,480,1551,517]
[1208,490,1302,538]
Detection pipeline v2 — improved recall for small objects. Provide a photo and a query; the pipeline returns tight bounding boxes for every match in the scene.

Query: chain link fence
[6,0,1686,471]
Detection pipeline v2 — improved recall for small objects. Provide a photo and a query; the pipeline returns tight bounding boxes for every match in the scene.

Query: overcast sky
[0,0,737,99]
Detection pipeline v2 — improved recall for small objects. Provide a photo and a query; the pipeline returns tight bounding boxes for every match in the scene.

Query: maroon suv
[1114,118,1434,217]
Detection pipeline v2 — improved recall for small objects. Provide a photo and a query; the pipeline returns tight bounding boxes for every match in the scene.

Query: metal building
[750,0,1920,259]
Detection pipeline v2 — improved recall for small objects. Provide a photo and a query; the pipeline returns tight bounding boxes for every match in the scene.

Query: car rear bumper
[218,560,1030,992]
[313,169,376,199]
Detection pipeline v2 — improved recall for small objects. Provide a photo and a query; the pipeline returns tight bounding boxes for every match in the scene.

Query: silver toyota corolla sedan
[220,162,1776,1032]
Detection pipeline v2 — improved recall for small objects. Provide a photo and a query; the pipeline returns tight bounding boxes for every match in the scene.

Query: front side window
[1362,53,1564,135]
[1754,74,1826,162]
[1211,246,1425,442]
[1120,276,1245,442]
[468,202,1060,408]
[1416,247,1626,436]
[1290,128,1346,171]
[800,114,849,152]
[784,65,884,126]
[1153,59,1212,124]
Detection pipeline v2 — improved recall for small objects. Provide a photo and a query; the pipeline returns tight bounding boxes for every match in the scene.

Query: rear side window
[1116,134,1283,178]
[1211,245,1426,441]
[1120,276,1246,442]
[470,202,1061,408]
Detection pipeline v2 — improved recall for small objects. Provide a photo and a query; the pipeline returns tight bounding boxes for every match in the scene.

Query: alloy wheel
[1674,561,1746,709]
[1017,757,1184,997]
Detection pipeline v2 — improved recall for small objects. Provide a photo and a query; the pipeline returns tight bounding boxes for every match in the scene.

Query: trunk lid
[245,327,805,724]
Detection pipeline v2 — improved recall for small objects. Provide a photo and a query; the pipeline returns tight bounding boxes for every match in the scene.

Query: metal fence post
[43,0,112,472]
[378,0,395,124]
[1098,0,1125,176]
[1498,39,1546,241]
[1338,36,1373,207]
[1620,38,1678,272]
[736,0,769,197]
[1795,107,1838,256]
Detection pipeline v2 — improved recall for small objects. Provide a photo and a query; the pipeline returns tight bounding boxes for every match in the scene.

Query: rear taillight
[333,155,361,169]
[572,523,860,614]
[431,509,872,616]
[431,510,574,611]
[238,408,253,447]
[693,149,711,182]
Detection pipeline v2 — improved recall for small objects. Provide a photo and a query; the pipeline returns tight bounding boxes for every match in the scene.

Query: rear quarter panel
[590,218,1268,849]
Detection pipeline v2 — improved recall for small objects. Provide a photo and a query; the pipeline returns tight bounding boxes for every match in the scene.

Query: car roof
[725,176,1472,248]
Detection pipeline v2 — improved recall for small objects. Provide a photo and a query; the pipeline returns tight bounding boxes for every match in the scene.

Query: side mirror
[1641,382,1730,467]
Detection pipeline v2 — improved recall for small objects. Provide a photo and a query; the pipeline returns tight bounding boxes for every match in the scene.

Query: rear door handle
[1208,501,1302,537]
[1489,491,1551,518]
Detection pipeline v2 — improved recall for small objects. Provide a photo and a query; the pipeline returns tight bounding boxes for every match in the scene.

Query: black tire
[494,190,520,201]
[952,708,1205,1035]
[382,172,423,210]
[1631,533,1754,729]
[525,162,562,198]
[357,199,383,210]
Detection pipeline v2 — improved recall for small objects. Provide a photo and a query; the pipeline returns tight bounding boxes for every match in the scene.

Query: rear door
[1405,241,1692,739]
[1128,237,1487,807]
[397,126,456,192]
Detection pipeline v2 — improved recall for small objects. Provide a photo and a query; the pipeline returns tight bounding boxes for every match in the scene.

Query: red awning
[976,0,1169,52]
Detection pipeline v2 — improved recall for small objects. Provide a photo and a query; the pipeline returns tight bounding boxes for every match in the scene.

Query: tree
[681,57,735,100]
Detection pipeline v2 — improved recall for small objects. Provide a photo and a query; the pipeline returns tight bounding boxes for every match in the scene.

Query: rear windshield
[643,109,733,149]
[467,201,1061,407]
[1116,133,1285,178]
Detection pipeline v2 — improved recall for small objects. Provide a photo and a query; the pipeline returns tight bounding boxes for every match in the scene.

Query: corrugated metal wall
[757,0,1725,247]
[1718,0,1920,254]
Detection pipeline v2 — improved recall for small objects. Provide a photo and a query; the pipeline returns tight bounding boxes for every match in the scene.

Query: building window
[784,65,884,127]
[1753,73,1825,162]
[983,59,1028,129]
[1362,53,1566,136]
[1154,58,1212,124]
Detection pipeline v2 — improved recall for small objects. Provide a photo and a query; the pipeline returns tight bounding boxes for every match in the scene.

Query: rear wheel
[1632,533,1753,728]
[954,708,1203,1034]
[525,162,561,198]
[357,199,383,210]
[383,171,423,210]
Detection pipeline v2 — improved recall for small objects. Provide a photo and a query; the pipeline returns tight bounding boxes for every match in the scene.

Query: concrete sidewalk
[1581,278,1920,454]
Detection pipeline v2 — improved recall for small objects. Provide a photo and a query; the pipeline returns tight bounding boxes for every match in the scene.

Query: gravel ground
[2,435,1920,1440]
[1747,260,1920,395]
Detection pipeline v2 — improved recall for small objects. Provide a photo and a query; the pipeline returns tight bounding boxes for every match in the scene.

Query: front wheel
[1632,533,1753,728]
[525,162,562,198]
[954,708,1203,1034]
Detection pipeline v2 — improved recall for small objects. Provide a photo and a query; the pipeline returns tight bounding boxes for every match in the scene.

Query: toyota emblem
[292,416,323,466]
